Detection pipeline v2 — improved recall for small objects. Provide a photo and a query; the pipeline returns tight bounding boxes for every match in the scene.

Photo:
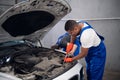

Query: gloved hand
[64,57,73,62]
[66,43,73,54]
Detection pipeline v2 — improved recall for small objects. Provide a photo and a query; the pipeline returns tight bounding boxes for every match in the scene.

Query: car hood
[0,0,71,43]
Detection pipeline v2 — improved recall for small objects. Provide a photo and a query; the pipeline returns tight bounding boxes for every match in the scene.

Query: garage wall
[42,0,120,71]
[64,0,120,19]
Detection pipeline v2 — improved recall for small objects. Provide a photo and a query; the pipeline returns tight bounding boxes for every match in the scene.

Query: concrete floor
[103,69,120,80]
[83,68,120,80]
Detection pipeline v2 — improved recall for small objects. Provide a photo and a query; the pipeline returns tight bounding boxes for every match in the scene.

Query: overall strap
[78,26,91,45]
[79,26,92,38]
[77,20,92,37]
[78,21,104,41]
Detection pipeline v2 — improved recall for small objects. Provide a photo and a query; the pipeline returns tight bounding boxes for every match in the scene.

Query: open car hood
[0,0,71,43]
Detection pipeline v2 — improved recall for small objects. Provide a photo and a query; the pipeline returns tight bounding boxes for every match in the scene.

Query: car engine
[0,42,76,80]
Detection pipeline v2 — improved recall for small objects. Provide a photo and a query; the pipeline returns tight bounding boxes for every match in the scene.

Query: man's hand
[64,57,73,62]
[66,43,73,54]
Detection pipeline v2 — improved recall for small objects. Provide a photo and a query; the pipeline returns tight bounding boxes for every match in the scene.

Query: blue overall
[56,33,80,56]
[79,21,106,80]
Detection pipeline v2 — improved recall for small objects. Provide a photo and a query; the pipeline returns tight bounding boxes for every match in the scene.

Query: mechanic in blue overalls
[64,20,106,80]
[51,32,80,57]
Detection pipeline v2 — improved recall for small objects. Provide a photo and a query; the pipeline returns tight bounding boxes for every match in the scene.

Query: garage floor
[84,68,120,80]
[103,70,120,80]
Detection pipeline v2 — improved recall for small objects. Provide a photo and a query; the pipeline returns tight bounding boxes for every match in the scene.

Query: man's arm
[72,47,88,60]
[70,35,76,43]
[69,44,77,55]
[64,47,88,62]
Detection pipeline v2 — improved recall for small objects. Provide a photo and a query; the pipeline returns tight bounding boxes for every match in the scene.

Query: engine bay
[0,42,76,80]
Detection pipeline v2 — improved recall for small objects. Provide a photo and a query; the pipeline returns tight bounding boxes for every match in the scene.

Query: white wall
[42,0,120,71]
[64,0,120,19]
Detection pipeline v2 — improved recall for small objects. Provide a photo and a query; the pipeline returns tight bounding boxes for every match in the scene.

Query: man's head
[65,20,81,36]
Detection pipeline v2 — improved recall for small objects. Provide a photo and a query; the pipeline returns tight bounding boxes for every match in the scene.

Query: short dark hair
[64,20,78,31]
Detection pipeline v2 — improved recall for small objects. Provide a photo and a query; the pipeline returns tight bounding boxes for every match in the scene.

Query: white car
[0,0,84,80]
